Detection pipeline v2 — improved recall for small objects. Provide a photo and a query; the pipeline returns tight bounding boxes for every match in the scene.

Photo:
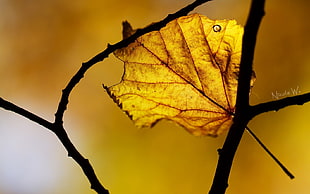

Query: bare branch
[2,0,309,193]
[54,0,212,125]
[1,0,213,193]
[209,0,266,193]
[0,97,53,129]
[250,92,310,118]
[52,125,110,194]
[0,97,110,194]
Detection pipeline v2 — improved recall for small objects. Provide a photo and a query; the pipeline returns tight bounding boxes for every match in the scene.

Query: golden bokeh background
[1,0,310,193]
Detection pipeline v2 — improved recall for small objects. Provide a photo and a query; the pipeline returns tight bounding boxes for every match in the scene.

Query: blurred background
[1,0,310,193]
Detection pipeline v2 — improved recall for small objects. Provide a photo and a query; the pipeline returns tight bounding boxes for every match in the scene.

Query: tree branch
[2,0,309,193]
[52,125,110,194]
[250,92,310,118]
[0,97,110,194]
[0,97,53,129]
[209,0,265,193]
[54,0,212,125]
[1,0,213,193]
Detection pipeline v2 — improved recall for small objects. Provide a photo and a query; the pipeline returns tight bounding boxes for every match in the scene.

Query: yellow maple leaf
[104,13,255,136]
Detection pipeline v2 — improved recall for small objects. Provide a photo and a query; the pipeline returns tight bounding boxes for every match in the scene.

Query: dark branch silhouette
[0,97,53,129]
[250,92,310,118]
[0,0,213,194]
[0,97,110,194]
[54,0,213,125]
[209,0,266,193]
[0,0,310,194]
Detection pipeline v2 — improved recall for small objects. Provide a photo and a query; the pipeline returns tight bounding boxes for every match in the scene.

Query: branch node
[217,148,223,155]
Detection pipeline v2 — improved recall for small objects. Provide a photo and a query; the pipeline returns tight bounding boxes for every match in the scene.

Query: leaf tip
[122,21,135,39]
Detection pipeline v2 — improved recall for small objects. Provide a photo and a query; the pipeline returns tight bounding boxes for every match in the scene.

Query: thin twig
[1,1,213,194]
[52,124,110,194]
[249,92,310,119]
[0,97,53,129]
[54,0,212,125]
[245,126,294,179]
[0,97,110,194]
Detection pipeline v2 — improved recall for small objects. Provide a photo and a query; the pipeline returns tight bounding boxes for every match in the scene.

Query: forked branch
[209,0,266,193]
[1,0,310,194]
[1,0,213,194]
[210,0,309,193]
